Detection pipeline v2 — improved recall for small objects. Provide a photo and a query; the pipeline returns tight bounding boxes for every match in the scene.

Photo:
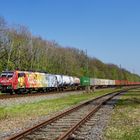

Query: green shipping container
[80,77,90,86]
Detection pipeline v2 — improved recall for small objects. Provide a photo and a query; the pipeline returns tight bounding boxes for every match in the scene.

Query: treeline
[0,16,140,81]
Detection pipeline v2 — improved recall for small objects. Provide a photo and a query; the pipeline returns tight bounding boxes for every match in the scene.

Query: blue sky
[0,0,140,75]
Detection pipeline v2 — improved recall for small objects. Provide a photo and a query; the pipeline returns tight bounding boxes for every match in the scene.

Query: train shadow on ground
[127,90,140,93]
[104,98,140,107]
[123,92,140,97]
[103,91,140,106]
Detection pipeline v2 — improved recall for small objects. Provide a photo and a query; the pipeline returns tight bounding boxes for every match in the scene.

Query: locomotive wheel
[9,89,14,95]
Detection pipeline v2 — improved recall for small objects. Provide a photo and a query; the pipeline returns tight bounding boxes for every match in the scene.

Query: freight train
[0,70,140,94]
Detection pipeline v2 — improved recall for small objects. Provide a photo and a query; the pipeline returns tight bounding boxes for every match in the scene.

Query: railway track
[0,89,84,100]
[0,92,58,100]
[0,87,115,100]
[7,88,131,140]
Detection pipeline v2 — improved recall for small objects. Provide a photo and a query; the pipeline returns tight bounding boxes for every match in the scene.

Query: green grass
[0,88,117,120]
[104,88,140,140]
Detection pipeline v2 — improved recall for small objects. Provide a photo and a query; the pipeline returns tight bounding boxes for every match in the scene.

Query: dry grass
[0,88,119,134]
[104,88,140,140]
[0,89,116,120]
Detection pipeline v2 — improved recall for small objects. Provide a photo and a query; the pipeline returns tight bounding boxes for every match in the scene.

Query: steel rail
[1,86,138,100]
[7,87,135,140]
[0,89,84,100]
[58,91,122,140]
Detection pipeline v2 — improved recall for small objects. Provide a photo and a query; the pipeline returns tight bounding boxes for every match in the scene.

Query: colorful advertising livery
[0,71,57,93]
[0,70,140,94]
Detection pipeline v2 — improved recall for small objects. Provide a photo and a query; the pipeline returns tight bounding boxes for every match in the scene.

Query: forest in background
[0,16,140,81]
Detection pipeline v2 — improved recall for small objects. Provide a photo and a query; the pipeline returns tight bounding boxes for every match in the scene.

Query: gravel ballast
[0,88,115,107]
[0,91,82,107]
[0,89,119,140]
[70,92,125,140]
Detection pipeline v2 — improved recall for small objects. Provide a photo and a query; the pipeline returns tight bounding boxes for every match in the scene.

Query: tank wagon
[0,70,140,94]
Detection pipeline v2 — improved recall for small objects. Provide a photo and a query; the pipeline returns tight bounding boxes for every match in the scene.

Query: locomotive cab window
[7,73,14,78]
[1,73,7,77]
[1,72,14,78]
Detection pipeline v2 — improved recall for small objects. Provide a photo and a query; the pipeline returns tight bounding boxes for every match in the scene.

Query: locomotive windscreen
[1,72,14,78]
